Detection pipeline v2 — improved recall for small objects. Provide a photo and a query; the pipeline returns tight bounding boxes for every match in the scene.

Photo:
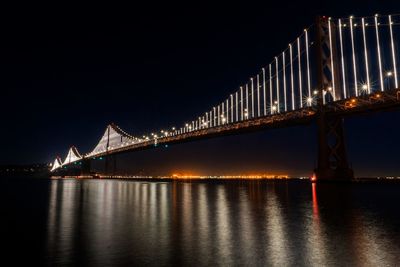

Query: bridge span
[51,14,400,181]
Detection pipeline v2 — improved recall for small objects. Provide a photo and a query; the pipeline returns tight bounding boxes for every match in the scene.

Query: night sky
[2,0,400,177]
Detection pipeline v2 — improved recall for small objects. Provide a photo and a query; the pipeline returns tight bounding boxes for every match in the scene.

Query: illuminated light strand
[230,94,234,123]
[217,105,221,126]
[225,100,228,124]
[235,92,238,122]
[269,64,273,113]
[289,44,295,110]
[223,102,226,124]
[297,37,303,108]
[213,107,216,126]
[245,84,249,119]
[328,18,336,100]
[389,15,399,88]
[350,16,358,96]
[339,19,347,98]
[361,17,371,94]
[226,99,229,123]
[257,74,260,116]
[262,68,267,115]
[251,78,254,118]
[375,15,384,91]
[283,51,287,111]
[275,57,280,112]
[240,86,243,120]
[305,29,312,101]
[221,102,224,124]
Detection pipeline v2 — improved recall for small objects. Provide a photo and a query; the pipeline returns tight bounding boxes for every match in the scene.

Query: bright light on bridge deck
[386,71,393,77]
[361,84,369,91]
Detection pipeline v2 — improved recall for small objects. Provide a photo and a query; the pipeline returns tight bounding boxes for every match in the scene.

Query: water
[1,178,400,266]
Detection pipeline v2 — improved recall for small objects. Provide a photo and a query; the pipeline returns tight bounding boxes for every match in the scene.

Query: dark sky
[2,0,400,177]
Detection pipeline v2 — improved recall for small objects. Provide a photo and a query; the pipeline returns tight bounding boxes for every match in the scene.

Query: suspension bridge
[51,14,400,181]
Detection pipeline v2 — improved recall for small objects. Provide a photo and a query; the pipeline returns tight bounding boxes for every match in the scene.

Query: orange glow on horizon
[171,172,289,179]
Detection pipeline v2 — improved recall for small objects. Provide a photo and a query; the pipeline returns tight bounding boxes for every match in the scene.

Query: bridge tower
[314,16,354,181]
[103,125,117,176]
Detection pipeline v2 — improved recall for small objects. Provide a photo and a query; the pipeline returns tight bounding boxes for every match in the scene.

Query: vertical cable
[275,57,280,112]
[225,100,228,124]
[262,68,267,115]
[213,107,216,126]
[283,51,287,111]
[339,19,347,98]
[328,18,336,100]
[375,15,384,91]
[221,102,226,124]
[251,78,254,118]
[226,99,229,123]
[290,44,295,110]
[257,74,260,116]
[240,86,243,121]
[269,64,273,113]
[297,37,303,107]
[305,29,312,99]
[350,16,358,96]
[235,92,238,122]
[218,105,220,126]
[230,94,234,123]
[389,15,398,88]
[246,84,249,119]
[362,17,371,94]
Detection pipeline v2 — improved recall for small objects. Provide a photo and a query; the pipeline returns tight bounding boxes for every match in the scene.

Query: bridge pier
[314,16,354,182]
[81,159,91,176]
[314,115,354,181]
[105,155,117,177]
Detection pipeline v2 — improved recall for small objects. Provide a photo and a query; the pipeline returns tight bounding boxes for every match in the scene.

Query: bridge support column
[314,16,354,181]
[81,159,91,176]
[105,155,117,177]
[314,115,354,181]
[112,154,117,176]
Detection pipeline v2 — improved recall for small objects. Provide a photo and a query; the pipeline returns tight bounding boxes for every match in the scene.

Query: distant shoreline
[48,176,400,183]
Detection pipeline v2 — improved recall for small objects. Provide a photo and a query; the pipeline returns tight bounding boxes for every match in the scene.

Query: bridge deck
[88,88,400,159]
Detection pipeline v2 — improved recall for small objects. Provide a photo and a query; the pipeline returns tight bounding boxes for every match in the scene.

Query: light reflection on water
[44,179,400,266]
